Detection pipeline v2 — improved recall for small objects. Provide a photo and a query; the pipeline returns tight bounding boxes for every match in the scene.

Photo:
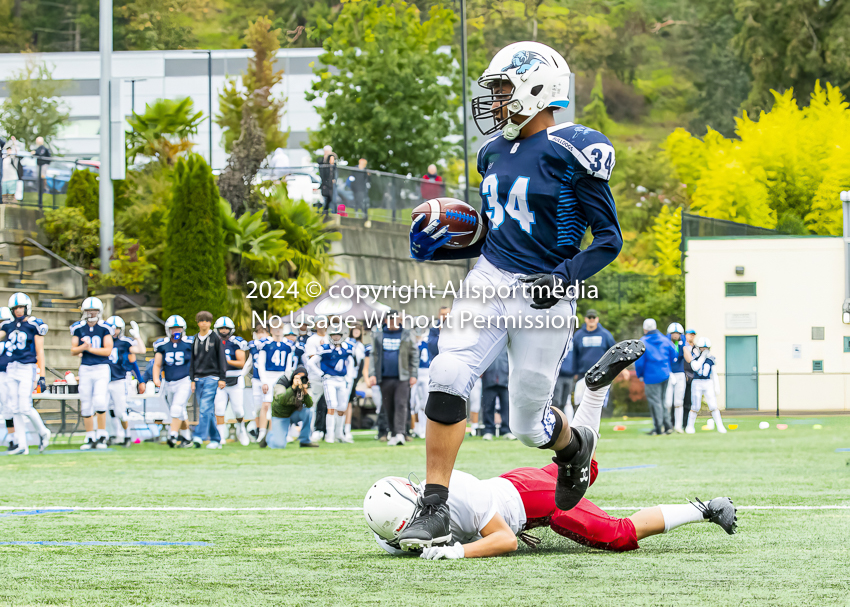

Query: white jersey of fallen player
[375,470,526,555]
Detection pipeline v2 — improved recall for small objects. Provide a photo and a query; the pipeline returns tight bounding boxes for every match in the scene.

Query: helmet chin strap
[503,112,537,140]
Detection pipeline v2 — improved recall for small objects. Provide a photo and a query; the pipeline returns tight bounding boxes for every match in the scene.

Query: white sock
[659,503,706,532]
[687,410,697,429]
[13,414,26,447]
[26,410,48,436]
[217,424,229,442]
[336,415,346,440]
[180,429,192,440]
[86,430,96,442]
[674,406,683,430]
[471,422,479,432]
[258,427,266,441]
[571,385,609,435]
[169,430,179,439]
[96,428,108,440]
[115,425,125,441]
[710,409,725,430]
[325,414,335,440]
[237,421,246,434]
[344,423,351,435]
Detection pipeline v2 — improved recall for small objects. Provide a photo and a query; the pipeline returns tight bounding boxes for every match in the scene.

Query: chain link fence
[1,150,98,210]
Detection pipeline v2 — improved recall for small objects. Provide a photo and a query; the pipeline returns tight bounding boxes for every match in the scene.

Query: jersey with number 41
[476,122,622,284]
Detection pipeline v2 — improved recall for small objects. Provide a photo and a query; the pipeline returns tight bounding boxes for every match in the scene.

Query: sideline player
[153,315,194,447]
[1,306,16,451]
[214,316,250,446]
[687,337,726,434]
[665,322,686,433]
[70,297,114,450]
[0,294,51,454]
[257,321,296,444]
[366,462,737,559]
[410,321,431,439]
[247,324,270,441]
[403,41,631,547]
[309,320,355,444]
[105,316,146,447]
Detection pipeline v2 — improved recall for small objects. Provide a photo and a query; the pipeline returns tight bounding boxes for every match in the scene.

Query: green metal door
[725,336,758,409]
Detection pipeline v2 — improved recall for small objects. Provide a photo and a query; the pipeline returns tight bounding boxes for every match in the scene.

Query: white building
[0,48,325,169]
[685,236,850,412]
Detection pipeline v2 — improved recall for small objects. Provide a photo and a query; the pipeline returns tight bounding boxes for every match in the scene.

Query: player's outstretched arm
[421,513,517,560]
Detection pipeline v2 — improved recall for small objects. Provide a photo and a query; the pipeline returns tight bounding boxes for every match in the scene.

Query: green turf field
[2,415,849,607]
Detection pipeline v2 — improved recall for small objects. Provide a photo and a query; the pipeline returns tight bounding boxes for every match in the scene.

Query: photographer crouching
[267,366,319,449]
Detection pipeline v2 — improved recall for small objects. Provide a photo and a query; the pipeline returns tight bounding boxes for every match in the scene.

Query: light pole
[98,0,113,274]
[460,0,470,206]
[129,78,147,116]
[193,50,214,166]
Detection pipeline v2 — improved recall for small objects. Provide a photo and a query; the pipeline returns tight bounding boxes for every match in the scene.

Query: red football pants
[500,461,639,552]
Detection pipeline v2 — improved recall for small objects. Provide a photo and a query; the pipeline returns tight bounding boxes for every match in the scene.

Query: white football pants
[79,364,111,417]
[108,379,129,422]
[430,256,576,448]
[215,376,245,418]
[164,377,192,421]
[323,376,349,413]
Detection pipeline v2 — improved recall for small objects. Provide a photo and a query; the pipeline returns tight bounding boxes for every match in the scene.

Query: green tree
[126,97,204,166]
[0,0,29,52]
[651,205,682,275]
[218,105,267,216]
[581,72,613,133]
[115,0,211,50]
[65,169,99,221]
[306,0,460,174]
[0,59,69,148]
[162,154,227,333]
[217,17,288,155]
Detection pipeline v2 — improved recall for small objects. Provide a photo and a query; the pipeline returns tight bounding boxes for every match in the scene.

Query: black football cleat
[398,494,453,551]
[7,442,17,452]
[585,339,645,391]
[167,435,177,448]
[690,497,738,535]
[122,437,133,448]
[553,425,597,511]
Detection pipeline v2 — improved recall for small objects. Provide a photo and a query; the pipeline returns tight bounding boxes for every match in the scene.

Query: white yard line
[1,505,849,512]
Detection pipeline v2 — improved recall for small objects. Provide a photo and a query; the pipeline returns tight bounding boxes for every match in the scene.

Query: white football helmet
[696,337,712,349]
[313,314,329,330]
[0,306,13,322]
[363,476,420,546]
[165,315,187,338]
[8,292,32,317]
[667,322,684,336]
[106,315,125,335]
[472,41,571,140]
[214,316,235,338]
[81,296,104,322]
[328,319,349,346]
[283,323,297,337]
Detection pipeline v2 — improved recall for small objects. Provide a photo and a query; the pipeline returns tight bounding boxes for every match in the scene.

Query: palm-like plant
[127,97,205,166]
[219,199,292,281]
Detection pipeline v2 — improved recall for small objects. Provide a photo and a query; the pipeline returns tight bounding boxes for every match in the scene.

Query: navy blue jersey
[1,317,48,365]
[261,339,295,373]
[223,335,249,385]
[248,337,270,379]
[0,338,12,372]
[668,334,686,374]
[446,123,622,284]
[316,341,354,377]
[154,336,193,382]
[418,341,431,369]
[70,320,113,366]
[692,354,715,381]
[108,336,136,382]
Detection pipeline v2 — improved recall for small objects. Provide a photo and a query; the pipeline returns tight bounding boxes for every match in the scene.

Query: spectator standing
[1,137,22,201]
[480,349,514,440]
[551,339,575,422]
[634,318,677,436]
[681,329,698,425]
[268,366,319,448]
[319,145,338,215]
[350,158,370,217]
[190,311,228,448]
[368,310,418,446]
[420,164,444,201]
[426,306,449,361]
[568,310,615,408]
[33,137,51,176]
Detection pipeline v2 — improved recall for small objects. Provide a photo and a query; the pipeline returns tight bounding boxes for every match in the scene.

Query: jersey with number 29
[1,317,48,365]
[476,122,622,284]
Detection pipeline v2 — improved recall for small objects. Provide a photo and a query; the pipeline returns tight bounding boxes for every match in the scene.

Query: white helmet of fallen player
[0,306,13,322]
[696,337,712,349]
[81,297,104,323]
[106,316,125,336]
[667,322,684,336]
[363,476,420,547]
[8,292,32,317]
[165,315,187,340]
[472,41,571,140]
[214,316,235,338]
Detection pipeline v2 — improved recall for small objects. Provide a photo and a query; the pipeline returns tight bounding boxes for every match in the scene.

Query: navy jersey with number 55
[154,336,194,382]
[437,123,623,284]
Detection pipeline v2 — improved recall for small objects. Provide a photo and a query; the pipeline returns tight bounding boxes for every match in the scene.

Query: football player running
[0,294,51,454]
[152,315,194,447]
[104,316,146,447]
[213,316,251,446]
[247,324,270,441]
[70,297,114,450]
[403,41,639,548]
[308,319,355,444]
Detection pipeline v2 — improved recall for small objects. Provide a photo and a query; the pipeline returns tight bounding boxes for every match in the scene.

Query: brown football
[411,197,487,249]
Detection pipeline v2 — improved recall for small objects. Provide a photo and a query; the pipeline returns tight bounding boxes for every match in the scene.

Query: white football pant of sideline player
[665,372,686,432]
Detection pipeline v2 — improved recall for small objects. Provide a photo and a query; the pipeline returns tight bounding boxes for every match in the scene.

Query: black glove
[37,377,47,392]
[519,273,567,310]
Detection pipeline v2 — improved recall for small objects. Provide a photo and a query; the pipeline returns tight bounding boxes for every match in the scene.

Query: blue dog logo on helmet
[502,50,547,75]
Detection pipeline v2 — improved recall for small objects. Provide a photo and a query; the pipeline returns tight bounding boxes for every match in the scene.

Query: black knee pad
[95,410,107,415]
[5,419,13,429]
[425,391,467,425]
[538,407,564,450]
[109,410,116,418]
